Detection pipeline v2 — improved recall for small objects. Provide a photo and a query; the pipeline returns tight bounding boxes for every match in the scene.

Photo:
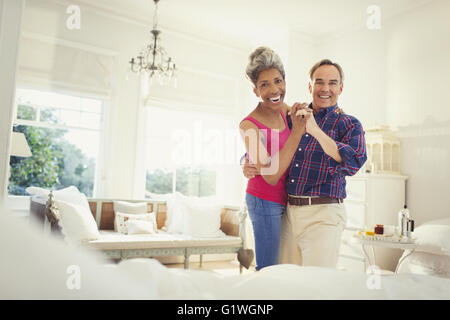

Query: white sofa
[30,194,250,271]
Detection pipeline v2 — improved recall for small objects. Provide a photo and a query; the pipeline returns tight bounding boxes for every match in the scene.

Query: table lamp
[11,132,32,157]
[9,132,32,180]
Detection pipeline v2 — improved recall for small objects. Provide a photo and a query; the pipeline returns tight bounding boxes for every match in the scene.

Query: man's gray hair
[245,46,285,87]
[309,59,345,83]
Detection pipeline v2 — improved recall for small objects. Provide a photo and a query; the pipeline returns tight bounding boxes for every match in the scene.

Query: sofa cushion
[126,220,156,235]
[113,201,148,214]
[166,192,219,234]
[413,218,450,256]
[87,230,242,250]
[181,200,224,238]
[113,201,149,231]
[56,200,100,243]
[27,186,90,212]
[116,212,156,234]
[397,251,450,278]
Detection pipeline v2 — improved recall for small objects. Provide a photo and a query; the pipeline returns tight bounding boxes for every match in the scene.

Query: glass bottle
[397,205,410,237]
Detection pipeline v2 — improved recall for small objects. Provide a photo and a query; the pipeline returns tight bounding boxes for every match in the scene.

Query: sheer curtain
[17,34,116,97]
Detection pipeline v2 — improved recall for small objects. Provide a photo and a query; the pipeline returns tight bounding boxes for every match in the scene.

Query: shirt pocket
[303,145,328,185]
[304,143,324,164]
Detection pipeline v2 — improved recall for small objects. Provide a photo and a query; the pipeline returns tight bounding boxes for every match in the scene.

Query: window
[144,106,235,198]
[9,88,104,197]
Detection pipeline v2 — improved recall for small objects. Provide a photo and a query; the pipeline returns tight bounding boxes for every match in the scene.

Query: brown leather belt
[288,195,343,206]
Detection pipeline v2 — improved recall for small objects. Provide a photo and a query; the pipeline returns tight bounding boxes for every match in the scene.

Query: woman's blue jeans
[246,193,285,271]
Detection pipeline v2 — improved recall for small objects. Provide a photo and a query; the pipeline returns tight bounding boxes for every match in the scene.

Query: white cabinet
[337,174,408,272]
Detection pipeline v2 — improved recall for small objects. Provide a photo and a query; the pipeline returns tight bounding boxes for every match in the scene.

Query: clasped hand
[242,105,345,179]
[289,103,320,137]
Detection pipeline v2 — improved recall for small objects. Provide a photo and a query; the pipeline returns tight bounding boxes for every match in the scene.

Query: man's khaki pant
[279,203,347,267]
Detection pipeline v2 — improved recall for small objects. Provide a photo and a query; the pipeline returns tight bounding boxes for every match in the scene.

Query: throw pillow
[166,192,219,234]
[181,198,224,238]
[165,193,184,234]
[115,212,156,235]
[396,251,450,278]
[126,220,156,235]
[413,218,450,256]
[26,186,90,211]
[113,201,149,231]
[113,201,148,214]
[55,200,100,244]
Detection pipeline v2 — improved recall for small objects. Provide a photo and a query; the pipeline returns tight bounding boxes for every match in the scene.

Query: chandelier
[129,0,176,87]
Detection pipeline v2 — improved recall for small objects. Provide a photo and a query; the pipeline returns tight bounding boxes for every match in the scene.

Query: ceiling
[78,0,435,49]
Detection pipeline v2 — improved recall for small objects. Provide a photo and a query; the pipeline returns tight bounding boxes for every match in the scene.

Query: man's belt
[288,195,343,206]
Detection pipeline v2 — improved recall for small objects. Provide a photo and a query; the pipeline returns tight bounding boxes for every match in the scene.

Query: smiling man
[278,59,367,267]
[243,59,367,268]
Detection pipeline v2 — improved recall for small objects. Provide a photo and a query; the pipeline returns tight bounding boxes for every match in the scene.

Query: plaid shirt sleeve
[325,116,367,177]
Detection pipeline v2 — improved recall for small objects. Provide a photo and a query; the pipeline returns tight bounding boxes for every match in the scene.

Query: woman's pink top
[241,110,291,205]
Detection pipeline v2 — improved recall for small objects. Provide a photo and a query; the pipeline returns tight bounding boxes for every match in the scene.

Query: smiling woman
[239,46,309,271]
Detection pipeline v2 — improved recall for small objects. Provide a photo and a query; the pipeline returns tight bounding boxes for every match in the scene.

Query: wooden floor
[164,260,256,276]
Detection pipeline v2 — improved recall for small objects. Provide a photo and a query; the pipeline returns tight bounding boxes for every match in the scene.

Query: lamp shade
[11,132,32,157]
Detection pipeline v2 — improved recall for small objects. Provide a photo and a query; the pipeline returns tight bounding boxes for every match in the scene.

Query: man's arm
[306,115,367,176]
[305,115,343,163]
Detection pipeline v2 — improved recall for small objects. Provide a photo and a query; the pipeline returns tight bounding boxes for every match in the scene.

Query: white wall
[304,0,450,225]
[286,31,320,105]
[317,28,389,127]
[384,0,450,224]
[0,0,25,209]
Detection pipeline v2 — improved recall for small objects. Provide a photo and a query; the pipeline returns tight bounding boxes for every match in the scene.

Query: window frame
[142,103,234,199]
[10,85,109,198]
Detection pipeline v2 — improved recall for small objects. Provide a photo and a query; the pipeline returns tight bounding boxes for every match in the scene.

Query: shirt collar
[313,104,338,117]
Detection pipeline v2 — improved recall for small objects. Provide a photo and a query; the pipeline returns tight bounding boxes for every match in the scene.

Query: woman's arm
[282,103,292,116]
[239,103,309,186]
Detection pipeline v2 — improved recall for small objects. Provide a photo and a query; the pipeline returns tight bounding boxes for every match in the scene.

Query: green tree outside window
[9,103,97,197]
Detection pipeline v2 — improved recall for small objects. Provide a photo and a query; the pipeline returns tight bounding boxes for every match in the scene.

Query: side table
[350,235,418,274]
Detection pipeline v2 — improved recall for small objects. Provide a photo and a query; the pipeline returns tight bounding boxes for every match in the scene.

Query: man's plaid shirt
[286,104,367,199]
